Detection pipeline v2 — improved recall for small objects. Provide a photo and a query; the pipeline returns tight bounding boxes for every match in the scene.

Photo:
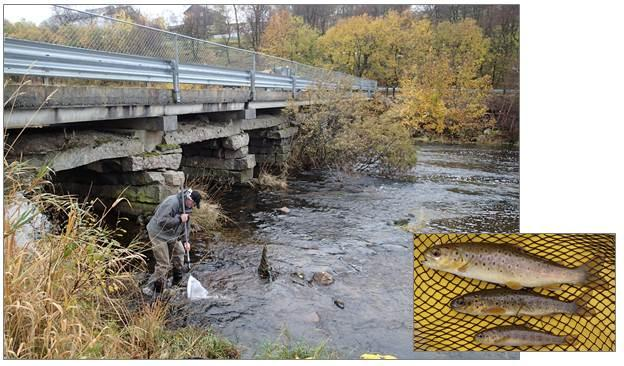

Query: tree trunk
[233,5,242,48]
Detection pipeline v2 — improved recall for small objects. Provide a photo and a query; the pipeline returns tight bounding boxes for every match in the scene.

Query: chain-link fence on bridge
[3,5,376,93]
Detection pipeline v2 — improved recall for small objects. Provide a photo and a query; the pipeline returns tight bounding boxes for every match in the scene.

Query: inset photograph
[413,233,615,351]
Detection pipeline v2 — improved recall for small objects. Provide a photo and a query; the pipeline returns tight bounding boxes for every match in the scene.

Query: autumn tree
[317,15,379,77]
[260,10,319,63]
[369,10,430,93]
[397,19,493,137]
[421,4,519,90]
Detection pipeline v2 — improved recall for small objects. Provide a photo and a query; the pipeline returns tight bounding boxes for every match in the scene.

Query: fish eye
[431,248,441,258]
[455,298,465,306]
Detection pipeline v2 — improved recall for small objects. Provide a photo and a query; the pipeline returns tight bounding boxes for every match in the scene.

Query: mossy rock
[156,143,181,152]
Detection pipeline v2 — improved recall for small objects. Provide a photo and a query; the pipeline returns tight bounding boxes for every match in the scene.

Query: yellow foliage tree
[317,15,379,77]
[398,19,493,137]
[260,10,319,63]
[369,10,428,91]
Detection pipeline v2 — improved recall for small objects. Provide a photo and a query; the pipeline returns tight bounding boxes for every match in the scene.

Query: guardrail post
[250,53,256,101]
[174,35,179,65]
[291,63,297,99]
[171,59,180,103]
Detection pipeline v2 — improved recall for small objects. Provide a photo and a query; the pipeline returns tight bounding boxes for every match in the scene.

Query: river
[170,143,519,359]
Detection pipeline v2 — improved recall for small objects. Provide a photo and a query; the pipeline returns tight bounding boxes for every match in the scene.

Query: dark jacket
[146,192,192,242]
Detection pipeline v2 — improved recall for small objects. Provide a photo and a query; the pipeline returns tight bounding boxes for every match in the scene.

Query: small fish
[450,288,595,317]
[474,325,577,347]
[421,243,605,290]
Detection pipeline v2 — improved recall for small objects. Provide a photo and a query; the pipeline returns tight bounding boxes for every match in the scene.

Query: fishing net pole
[413,233,615,351]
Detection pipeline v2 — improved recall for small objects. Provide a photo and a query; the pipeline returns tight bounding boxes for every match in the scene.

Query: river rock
[258,245,273,280]
[278,207,290,214]
[302,311,320,323]
[311,271,334,285]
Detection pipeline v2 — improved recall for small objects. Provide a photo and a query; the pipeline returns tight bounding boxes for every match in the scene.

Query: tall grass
[3,159,239,359]
[185,176,231,233]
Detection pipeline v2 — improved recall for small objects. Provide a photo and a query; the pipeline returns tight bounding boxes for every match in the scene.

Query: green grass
[256,331,338,360]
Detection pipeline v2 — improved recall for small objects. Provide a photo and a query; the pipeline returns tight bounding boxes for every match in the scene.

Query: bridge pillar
[182,133,256,184]
[244,108,256,120]
[248,121,298,171]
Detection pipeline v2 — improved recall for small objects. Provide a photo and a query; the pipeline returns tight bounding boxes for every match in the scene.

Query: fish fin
[457,262,470,272]
[507,243,527,252]
[578,255,609,290]
[506,281,523,290]
[543,283,562,291]
[564,334,579,346]
[484,306,506,315]
[574,290,597,317]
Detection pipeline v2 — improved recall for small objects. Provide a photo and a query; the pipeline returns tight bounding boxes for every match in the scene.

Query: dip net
[413,233,615,352]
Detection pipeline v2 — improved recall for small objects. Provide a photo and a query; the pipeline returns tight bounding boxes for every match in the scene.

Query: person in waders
[142,188,201,297]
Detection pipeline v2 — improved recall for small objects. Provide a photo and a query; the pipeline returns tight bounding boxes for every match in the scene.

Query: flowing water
[170,143,519,359]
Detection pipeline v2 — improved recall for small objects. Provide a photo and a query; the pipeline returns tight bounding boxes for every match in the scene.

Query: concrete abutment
[5,110,298,217]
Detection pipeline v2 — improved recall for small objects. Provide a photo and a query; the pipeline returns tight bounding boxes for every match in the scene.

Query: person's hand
[184,242,191,252]
[180,213,189,223]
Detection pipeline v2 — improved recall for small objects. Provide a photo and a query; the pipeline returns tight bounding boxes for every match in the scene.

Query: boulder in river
[257,245,273,280]
[311,271,334,285]
[302,311,320,323]
[278,206,290,214]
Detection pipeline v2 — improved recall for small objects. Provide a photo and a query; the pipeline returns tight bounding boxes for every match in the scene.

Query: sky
[2,4,192,26]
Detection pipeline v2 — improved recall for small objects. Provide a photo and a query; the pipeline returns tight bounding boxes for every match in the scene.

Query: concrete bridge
[3,6,376,216]
[4,84,307,216]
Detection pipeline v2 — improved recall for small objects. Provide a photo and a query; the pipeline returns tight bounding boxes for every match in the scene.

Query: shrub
[287,89,417,177]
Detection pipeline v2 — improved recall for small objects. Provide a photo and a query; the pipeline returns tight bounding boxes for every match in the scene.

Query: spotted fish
[450,288,595,316]
[421,243,604,290]
[474,325,577,347]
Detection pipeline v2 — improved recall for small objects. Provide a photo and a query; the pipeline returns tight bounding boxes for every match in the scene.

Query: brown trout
[421,243,604,290]
[450,288,595,316]
[474,325,576,347]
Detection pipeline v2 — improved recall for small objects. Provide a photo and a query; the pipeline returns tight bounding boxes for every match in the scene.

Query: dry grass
[184,176,231,233]
[190,199,230,233]
[3,159,239,359]
[257,170,288,191]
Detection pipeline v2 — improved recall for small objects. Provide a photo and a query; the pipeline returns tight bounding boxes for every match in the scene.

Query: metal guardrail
[3,5,377,103]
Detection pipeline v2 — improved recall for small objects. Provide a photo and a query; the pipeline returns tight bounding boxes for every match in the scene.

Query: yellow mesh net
[413,233,615,352]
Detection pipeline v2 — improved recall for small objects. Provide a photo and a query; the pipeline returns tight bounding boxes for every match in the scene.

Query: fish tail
[564,334,579,346]
[573,290,597,317]
[577,255,609,290]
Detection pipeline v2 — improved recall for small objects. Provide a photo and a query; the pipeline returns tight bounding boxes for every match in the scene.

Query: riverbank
[2,161,239,359]
[413,134,519,146]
